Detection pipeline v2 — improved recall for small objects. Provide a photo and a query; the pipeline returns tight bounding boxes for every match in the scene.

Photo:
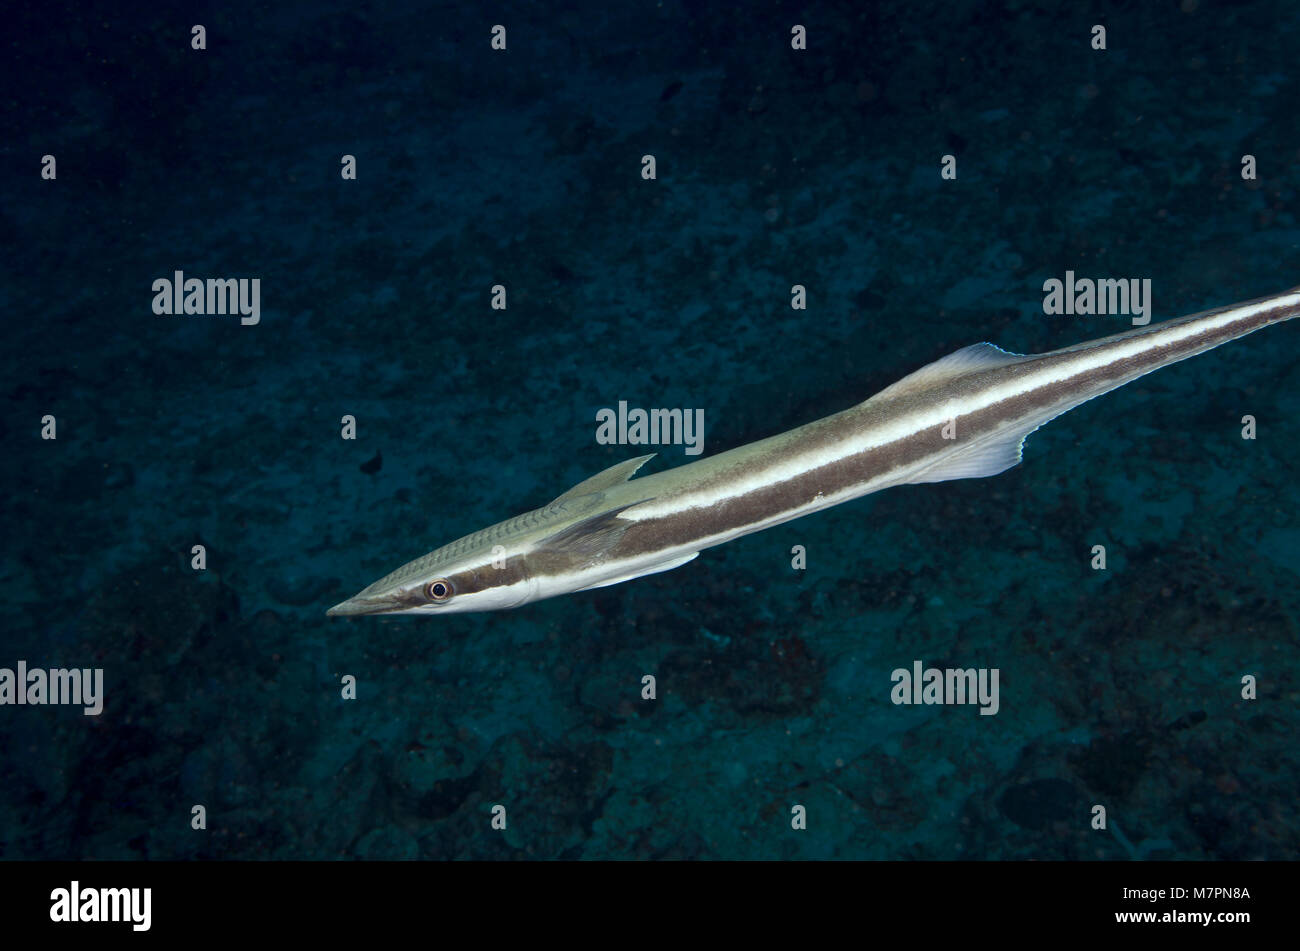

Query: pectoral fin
[539,502,650,559]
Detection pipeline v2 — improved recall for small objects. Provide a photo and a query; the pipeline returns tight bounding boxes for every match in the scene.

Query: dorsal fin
[551,453,657,504]
[865,343,1024,403]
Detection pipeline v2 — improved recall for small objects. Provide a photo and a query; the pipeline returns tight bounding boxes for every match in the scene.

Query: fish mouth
[326,592,406,617]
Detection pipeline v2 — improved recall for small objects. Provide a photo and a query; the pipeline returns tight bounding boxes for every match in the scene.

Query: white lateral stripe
[625,293,1299,521]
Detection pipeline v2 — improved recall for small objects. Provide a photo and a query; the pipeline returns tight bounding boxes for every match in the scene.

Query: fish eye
[426,579,454,603]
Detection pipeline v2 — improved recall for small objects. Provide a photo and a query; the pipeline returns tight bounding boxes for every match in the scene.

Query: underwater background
[2,0,1298,860]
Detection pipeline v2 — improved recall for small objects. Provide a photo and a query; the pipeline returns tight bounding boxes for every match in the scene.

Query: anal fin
[907,417,1057,485]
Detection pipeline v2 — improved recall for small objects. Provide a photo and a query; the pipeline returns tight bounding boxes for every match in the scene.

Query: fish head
[328,457,667,617]
[327,482,663,617]
[326,531,539,617]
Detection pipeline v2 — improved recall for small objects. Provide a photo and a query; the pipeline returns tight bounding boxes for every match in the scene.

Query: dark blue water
[3,0,1298,860]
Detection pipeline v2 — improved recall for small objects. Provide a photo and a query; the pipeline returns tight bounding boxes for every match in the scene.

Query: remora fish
[328,287,1300,616]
